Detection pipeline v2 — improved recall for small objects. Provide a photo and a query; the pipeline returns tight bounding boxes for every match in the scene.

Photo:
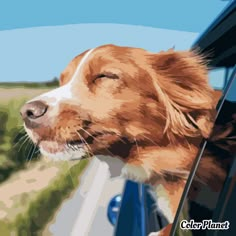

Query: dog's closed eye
[93,72,119,83]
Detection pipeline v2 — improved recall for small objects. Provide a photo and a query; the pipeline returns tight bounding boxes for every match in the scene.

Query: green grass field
[0,88,45,181]
[0,85,88,235]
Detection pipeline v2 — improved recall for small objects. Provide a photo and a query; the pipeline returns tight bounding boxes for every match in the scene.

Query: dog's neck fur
[122,129,227,189]
[122,141,198,184]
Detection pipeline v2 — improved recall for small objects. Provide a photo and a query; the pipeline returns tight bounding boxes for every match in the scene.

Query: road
[49,158,125,236]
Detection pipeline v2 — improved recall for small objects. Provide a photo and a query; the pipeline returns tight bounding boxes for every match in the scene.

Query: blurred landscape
[0,81,88,236]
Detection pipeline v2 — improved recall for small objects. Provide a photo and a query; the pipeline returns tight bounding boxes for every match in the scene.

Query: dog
[21,44,232,235]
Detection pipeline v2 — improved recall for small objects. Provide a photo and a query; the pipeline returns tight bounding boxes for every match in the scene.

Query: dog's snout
[20,101,48,121]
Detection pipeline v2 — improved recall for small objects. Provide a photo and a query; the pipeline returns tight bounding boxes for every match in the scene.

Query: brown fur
[22,45,228,235]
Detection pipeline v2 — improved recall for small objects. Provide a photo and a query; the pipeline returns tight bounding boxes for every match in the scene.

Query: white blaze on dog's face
[21,44,215,181]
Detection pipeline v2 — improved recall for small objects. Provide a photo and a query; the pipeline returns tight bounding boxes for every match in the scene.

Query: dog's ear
[149,50,216,139]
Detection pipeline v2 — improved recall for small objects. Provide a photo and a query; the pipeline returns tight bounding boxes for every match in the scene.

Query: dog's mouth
[38,132,97,160]
[36,130,128,160]
[38,139,87,160]
[36,130,134,160]
[40,139,84,152]
[66,139,87,150]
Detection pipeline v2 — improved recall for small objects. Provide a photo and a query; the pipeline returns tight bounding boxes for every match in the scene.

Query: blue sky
[0,1,230,86]
[0,24,199,82]
[0,1,229,32]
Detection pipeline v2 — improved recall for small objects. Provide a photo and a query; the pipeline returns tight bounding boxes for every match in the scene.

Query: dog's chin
[39,140,88,161]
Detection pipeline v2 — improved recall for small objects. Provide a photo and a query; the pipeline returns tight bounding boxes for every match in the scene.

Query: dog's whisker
[26,142,37,163]
[63,138,70,155]
[96,129,127,144]
[18,135,31,152]
[75,130,94,158]
[78,127,116,156]
[34,150,41,160]
[35,149,41,155]
[24,137,33,154]
[12,133,28,149]
[12,128,26,143]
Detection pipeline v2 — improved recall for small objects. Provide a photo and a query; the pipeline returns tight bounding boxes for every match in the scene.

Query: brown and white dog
[20,44,225,235]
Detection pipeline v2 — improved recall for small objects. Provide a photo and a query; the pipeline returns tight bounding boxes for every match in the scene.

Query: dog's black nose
[20,101,48,121]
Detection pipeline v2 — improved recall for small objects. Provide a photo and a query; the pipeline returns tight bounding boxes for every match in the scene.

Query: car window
[209,67,234,91]
[209,68,226,90]
[172,67,236,236]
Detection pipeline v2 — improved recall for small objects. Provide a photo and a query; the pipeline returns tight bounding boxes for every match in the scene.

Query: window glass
[209,68,226,90]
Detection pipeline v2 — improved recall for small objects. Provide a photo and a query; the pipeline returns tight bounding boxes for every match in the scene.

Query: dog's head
[21,44,216,175]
